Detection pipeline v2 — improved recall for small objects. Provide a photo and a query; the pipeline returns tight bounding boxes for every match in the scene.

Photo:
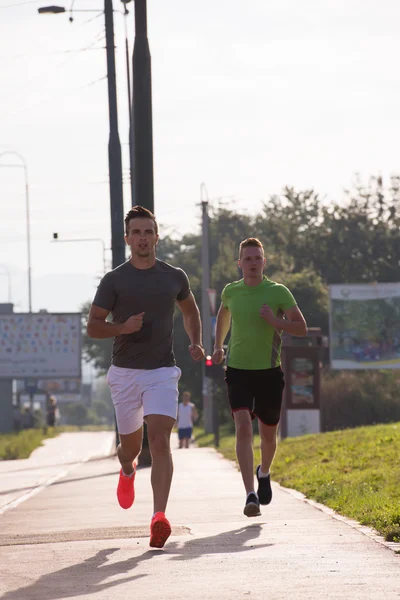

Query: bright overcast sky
[1,0,400,312]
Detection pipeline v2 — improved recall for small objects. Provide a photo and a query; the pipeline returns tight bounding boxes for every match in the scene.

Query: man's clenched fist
[120,312,145,334]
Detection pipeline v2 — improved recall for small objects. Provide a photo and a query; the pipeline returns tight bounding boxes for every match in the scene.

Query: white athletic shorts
[106,364,182,435]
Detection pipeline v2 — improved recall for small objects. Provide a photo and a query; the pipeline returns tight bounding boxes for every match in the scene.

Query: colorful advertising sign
[290,357,315,406]
[329,283,400,369]
[0,313,81,378]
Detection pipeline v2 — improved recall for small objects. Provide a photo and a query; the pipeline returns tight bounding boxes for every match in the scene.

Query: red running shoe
[116,465,136,509]
[149,512,171,548]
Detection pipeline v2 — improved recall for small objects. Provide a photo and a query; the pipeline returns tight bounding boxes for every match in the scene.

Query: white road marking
[0,434,115,515]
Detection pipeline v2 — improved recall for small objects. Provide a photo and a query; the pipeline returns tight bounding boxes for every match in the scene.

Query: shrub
[321,370,400,431]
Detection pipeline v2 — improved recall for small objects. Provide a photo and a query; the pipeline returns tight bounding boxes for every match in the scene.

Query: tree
[80,301,113,373]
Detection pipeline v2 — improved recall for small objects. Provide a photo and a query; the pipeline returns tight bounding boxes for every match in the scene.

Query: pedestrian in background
[177,391,198,448]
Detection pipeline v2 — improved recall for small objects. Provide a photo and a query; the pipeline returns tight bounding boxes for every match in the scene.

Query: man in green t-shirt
[212,237,307,517]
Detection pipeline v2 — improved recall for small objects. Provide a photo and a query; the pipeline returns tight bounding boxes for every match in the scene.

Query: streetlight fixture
[38,5,66,13]
[0,151,32,312]
[0,265,12,303]
[52,234,108,274]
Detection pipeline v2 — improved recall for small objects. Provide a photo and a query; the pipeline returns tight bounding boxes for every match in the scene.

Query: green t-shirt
[221,276,296,370]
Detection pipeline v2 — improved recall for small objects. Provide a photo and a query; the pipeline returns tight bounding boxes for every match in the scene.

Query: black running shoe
[256,465,272,505]
[243,492,261,517]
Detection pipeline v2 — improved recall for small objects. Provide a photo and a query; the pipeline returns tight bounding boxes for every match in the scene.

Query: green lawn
[195,422,400,542]
[0,426,113,460]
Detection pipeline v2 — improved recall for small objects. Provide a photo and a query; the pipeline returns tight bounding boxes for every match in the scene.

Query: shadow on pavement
[1,548,152,600]
[167,523,273,560]
[2,525,272,599]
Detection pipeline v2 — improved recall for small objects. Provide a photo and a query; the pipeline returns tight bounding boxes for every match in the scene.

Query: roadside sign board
[0,313,81,379]
[329,283,400,369]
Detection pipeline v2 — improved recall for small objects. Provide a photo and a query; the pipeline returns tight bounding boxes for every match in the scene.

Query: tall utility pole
[131,0,154,211]
[201,195,213,433]
[122,3,134,203]
[130,0,154,464]
[104,0,124,447]
[105,0,125,268]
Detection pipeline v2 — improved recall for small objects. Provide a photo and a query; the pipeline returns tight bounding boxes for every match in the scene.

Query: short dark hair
[239,237,264,258]
[124,205,158,235]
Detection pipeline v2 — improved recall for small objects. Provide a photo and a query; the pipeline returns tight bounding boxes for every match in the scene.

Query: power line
[0,0,41,9]
[81,73,107,88]
[0,28,105,113]
[81,10,103,26]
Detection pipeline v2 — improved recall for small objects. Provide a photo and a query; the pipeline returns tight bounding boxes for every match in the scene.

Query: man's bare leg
[234,410,255,495]
[117,427,143,474]
[146,414,175,514]
[258,422,278,473]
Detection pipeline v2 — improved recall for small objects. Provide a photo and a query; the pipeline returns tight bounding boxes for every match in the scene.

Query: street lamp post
[0,151,32,312]
[52,235,108,274]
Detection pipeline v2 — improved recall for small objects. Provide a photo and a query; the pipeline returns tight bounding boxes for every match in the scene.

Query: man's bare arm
[86,304,144,339]
[260,304,307,337]
[177,292,204,361]
[212,303,231,363]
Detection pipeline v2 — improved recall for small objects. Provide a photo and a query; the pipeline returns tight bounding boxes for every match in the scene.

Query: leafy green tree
[80,301,112,373]
[256,177,400,285]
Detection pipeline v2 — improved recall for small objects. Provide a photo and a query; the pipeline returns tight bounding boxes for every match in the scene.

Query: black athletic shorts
[224,366,285,426]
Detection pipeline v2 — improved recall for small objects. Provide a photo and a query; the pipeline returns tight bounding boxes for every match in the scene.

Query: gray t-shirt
[93,259,190,370]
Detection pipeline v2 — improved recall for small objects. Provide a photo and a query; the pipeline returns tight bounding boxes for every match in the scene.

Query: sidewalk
[0,431,116,513]
[0,431,399,600]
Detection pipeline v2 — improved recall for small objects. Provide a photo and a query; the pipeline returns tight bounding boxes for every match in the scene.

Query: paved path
[0,431,399,600]
[0,431,115,514]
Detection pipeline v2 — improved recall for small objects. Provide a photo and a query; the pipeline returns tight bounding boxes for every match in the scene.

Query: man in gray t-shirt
[87,205,204,549]
[93,257,191,370]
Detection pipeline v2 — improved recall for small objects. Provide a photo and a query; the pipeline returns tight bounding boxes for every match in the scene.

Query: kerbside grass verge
[195,422,400,543]
[0,426,112,460]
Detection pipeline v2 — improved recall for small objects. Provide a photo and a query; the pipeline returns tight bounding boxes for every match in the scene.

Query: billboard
[0,313,81,379]
[16,378,81,394]
[329,283,400,369]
